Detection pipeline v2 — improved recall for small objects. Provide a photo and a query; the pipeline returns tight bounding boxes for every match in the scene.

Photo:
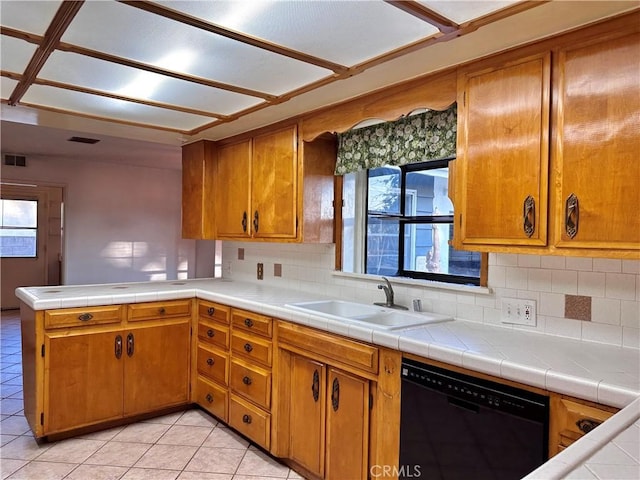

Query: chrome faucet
[374,277,408,310]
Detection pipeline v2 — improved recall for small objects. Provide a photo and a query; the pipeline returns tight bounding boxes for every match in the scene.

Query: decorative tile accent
[565,295,592,321]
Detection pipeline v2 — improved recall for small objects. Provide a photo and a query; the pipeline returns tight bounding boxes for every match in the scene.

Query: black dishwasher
[399,358,549,480]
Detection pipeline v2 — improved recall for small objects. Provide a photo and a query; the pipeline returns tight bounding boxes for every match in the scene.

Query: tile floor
[0,310,305,480]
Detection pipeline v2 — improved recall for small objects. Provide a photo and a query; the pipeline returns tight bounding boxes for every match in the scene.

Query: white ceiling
[1,1,638,169]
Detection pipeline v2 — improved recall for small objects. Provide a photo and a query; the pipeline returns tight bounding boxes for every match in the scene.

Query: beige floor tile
[0,386,22,398]
[1,434,17,447]
[177,472,232,480]
[0,458,27,480]
[134,444,198,470]
[65,464,128,480]
[37,437,106,463]
[111,422,171,444]
[0,399,22,416]
[184,447,246,474]
[0,415,30,435]
[202,428,250,450]
[6,460,76,480]
[236,449,289,478]
[141,411,184,425]
[0,435,51,460]
[120,467,180,480]
[78,426,126,441]
[85,441,152,467]
[175,409,218,428]
[157,424,213,447]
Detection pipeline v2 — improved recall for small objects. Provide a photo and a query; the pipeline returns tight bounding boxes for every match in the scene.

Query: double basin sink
[285,300,452,330]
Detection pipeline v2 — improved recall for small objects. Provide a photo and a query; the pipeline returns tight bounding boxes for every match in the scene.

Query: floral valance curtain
[335,104,457,175]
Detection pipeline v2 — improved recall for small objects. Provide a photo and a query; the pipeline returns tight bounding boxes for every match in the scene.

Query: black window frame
[365,158,480,286]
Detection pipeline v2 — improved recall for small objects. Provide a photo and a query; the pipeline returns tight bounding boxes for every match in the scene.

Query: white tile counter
[16,278,640,479]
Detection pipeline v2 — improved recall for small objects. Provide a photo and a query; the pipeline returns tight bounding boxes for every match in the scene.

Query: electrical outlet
[223,261,232,276]
[257,262,264,280]
[501,298,537,326]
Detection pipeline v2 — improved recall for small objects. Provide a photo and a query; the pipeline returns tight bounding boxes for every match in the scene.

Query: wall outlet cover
[257,262,264,280]
[501,298,537,326]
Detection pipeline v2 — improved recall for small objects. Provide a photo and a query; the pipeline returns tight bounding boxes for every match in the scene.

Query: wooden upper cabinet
[252,126,298,239]
[456,52,551,248]
[216,139,252,239]
[182,140,216,239]
[553,32,640,253]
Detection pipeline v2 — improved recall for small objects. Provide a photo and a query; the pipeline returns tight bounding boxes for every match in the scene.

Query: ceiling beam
[384,0,459,34]
[8,1,84,105]
[119,0,349,74]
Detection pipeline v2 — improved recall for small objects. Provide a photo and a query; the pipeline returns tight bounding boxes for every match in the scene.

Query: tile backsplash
[222,242,640,349]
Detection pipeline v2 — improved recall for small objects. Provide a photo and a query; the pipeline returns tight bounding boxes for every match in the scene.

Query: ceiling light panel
[0,37,38,74]
[417,1,521,25]
[39,51,263,116]
[1,77,19,100]
[60,1,331,96]
[157,0,440,66]
[0,0,63,35]
[21,85,214,131]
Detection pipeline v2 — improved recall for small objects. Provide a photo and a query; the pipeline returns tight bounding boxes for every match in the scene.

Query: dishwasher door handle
[447,396,480,414]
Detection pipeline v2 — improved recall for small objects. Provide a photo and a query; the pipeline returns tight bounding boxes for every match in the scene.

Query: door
[554,32,640,250]
[289,354,326,477]
[216,139,252,238]
[123,320,190,415]
[458,53,550,247]
[251,126,298,239]
[1,184,63,309]
[325,367,370,480]
[44,329,124,434]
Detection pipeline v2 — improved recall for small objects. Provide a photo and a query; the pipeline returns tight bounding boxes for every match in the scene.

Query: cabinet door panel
[459,53,550,246]
[554,33,640,250]
[251,126,298,239]
[289,355,325,477]
[325,368,369,480]
[44,330,124,434]
[216,140,252,238]
[124,320,190,415]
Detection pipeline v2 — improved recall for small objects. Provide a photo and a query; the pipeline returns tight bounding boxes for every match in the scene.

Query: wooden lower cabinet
[196,375,228,421]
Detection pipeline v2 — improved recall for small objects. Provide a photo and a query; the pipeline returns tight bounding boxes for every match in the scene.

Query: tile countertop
[16,278,640,479]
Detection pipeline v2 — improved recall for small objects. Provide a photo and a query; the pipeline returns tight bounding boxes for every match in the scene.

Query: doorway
[1,183,64,310]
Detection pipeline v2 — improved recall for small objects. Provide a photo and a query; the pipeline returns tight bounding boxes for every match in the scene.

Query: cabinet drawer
[198,301,230,325]
[558,398,615,439]
[231,309,272,338]
[229,393,270,450]
[277,321,378,375]
[197,345,228,386]
[45,305,123,329]
[229,358,271,409]
[128,300,191,322]
[196,375,228,422]
[198,321,229,349]
[231,330,272,367]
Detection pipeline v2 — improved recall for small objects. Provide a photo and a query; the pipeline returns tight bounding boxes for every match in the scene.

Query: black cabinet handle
[576,418,600,434]
[78,313,93,322]
[253,211,259,233]
[115,335,123,359]
[244,343,253,353]
[565,193,579,239]
[158,307,166,314]
[242,414,252,424]
[244,318,254,328]
[242,376,252,386]
[523,195,535,237]
[207,358,215,366]
[126,333,134,357]
[207,307,215,316]
[331,377,340,411]
[312,369,319,402]
[207,329,215,338]
[205,393,214,403]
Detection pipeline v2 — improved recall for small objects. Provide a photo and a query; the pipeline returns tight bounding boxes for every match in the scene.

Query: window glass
[1,199,37,227]
[0,199,38,258]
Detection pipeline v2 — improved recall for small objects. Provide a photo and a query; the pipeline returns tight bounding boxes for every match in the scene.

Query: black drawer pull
[78,313,93,321]
[576,418,600,434]
[207,307,215,316]
[207,329,215,338]
[158,307,166,314]
[242,414,252,424]
[205,393,214,403]
[244,318,254,328]
[244,343,253,353]
[207,358,215,366]
[242,376,252,386]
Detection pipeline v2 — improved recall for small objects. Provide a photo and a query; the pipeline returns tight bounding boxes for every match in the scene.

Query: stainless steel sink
[285,300,452,330]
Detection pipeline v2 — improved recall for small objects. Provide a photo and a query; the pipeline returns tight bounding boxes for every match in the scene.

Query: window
[342,159,481,285]
[0,199,38,258]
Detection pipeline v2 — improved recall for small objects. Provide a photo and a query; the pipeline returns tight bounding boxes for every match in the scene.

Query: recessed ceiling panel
[39,51,263,116]
[61,1,331,96]
[0,0,63,35]
[156,0,440,66]
[1,77,19,100]
[22,85,213,131]
[418,1,521,25]
[0,36,37,74]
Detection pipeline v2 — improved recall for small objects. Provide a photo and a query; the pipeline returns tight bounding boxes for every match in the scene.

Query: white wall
[222,241,640,349]
[2,156,198,285]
